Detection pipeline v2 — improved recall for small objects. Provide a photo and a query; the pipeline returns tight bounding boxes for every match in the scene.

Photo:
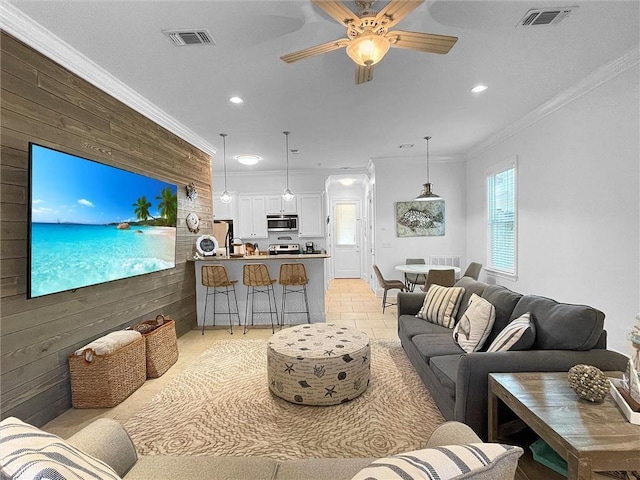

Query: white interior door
[333,200,361,278]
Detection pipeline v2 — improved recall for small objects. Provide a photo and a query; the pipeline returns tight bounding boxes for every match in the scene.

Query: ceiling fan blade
[311,0,358,27]
[280,38,349,63]
[355,64,374,85]
[387,30,458,54]
[376,0,424,28]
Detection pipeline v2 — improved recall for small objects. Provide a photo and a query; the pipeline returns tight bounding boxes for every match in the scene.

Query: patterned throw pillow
[453,293,496,353]
[416,285,465,329]
[350,443,523,480]
[486,312,536,352]
[0,417,122,480]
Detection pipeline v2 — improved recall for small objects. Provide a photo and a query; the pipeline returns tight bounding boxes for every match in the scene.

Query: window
[335,203,357,245]
[486,157,517,276]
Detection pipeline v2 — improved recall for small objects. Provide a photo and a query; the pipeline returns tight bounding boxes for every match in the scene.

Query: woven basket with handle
[68,335,146,408]
[133,315,179,378]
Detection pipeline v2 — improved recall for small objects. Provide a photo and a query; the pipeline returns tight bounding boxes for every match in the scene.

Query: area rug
[124,338,445,460]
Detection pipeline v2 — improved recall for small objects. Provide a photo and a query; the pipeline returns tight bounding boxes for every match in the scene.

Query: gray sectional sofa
[397,276,629,439]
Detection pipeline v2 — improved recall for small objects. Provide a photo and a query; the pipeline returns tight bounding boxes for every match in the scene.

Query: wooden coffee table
[488,372,640,480]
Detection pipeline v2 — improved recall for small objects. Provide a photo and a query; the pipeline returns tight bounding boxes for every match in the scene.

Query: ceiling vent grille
[516,7,576,27]
[163,29,215,46]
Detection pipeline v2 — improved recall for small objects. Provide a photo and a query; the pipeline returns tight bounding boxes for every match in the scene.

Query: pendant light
[282,131,294,201]
[219,133,232,204]
[415,136,441,201]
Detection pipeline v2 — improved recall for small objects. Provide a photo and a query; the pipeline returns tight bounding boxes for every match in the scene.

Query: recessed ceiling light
[229,96,243,104]
[471,85,488,94]
[235,154,261,165]
[340,178,355,186]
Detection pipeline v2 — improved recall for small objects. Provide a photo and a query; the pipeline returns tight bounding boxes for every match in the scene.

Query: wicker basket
[69,335,146,408]
[134,315,179,378]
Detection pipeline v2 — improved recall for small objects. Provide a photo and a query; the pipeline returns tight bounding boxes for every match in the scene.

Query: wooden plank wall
[0,32,213,426]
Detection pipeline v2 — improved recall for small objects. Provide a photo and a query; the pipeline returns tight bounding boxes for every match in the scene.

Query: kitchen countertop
[193,254,330,260]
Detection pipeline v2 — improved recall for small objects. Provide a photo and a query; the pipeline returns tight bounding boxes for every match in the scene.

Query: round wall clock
[196,235,219,256]
[186,212,200,233]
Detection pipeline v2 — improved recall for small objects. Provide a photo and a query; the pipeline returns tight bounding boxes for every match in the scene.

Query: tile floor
[43,279,400,438]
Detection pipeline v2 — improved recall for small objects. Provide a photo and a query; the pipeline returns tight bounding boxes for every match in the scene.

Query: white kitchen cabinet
[266,195,297,215]
[237,195,268,239]
[297,194,324,237]
[212,194,236,220]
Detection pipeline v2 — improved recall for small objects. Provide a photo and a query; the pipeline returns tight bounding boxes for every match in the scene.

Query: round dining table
[394,264,461,277]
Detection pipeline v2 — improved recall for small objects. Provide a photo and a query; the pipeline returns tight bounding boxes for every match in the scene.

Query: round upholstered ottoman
[267,324,371,405]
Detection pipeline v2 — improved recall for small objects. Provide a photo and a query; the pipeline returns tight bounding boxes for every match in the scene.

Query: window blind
[487,162,517,275]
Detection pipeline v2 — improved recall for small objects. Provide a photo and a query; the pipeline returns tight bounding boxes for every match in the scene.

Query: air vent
[163,29,215,46]
[516,7,576,27]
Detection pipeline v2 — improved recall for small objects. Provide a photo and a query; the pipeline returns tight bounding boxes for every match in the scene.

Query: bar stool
[201,265,241,335]
[243,263,279,334]
[278,263,311,327]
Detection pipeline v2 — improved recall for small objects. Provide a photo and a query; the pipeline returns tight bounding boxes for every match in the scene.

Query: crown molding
[466,46,640,160]
[0,2,217,156]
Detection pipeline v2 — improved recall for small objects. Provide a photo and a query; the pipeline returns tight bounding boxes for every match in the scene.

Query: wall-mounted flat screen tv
[28,143,178,299]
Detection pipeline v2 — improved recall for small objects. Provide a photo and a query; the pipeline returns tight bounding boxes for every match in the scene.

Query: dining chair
[373,265,407,313]
[463,262,483,280]
[404,258,426,292]
[422,269,456,292]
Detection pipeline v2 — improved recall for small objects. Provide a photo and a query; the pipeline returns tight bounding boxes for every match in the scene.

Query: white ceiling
[5,0,640,174]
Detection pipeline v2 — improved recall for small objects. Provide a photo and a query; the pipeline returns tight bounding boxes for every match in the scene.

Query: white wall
[372,157,467,290]
[214,170,326,195]
[465,65,640,355]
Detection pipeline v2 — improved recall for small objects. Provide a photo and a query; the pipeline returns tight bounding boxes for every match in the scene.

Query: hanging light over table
[219,133,232,204]
[415,136,441,201]
[282,131,294,201]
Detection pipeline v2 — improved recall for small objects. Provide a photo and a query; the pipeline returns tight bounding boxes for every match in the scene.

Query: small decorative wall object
[186,212,200,233]
[395,200,445,237]
[567,364,609,402]
[186,182,198,201]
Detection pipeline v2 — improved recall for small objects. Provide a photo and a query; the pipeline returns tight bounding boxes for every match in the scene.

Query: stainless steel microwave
[267,215,298,231]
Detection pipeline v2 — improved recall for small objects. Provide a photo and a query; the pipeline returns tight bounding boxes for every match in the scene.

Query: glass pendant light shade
[219,133,232,203]
[415,136,441,201]
[282,131,294,201]
[346,33,391,66]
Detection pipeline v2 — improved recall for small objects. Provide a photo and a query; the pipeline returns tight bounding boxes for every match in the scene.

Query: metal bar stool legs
[201,265,241,335]
[243,264,279,334]
[279,263,311,328]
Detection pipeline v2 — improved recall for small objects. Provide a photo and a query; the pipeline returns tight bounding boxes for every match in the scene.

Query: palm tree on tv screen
[156,187,177,226]
[132,196,153,222]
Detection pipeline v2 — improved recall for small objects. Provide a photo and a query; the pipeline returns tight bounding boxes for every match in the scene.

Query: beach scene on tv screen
[29,145,177,298]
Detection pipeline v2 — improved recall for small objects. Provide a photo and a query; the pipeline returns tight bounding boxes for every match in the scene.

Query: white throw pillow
[350,443,523,480]
[453,293,496,353]
[416,285,465,329]
[0,417,122,480]
[486,312,536,352]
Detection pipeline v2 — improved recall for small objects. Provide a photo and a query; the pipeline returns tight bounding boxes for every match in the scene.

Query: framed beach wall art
[395,200,445,237]
[27,143,177,299]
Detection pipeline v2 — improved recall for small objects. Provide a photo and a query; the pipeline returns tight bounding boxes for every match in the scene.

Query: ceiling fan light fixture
[346,34,390,66]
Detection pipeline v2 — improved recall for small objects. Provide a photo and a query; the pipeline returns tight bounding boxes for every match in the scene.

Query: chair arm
[455,349,629,440]
[397,292,426,318]
[66,418,137,477]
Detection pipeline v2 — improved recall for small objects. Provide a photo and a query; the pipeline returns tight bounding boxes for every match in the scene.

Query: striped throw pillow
[416,285,465,329]
[453,294,496,353]
[0,417,122,480]
[486,312,536,352]
[350,443,523,480]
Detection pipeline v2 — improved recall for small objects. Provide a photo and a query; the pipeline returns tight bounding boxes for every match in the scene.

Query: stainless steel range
[268,244,301,255]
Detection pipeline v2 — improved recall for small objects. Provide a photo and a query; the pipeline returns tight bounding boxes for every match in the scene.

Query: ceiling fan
[280,0,458,84]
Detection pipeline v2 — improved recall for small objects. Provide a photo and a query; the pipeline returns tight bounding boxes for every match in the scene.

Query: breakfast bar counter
[193,254,329,328]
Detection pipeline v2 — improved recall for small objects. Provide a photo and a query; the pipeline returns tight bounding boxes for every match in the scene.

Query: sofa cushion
[417,285,465,328]
[453,277,489,324]
[453,294,496,353]
[277,458,375,480]
[400,315,455,339]
[412,334,464,364]
[512,295,604,350]
[480,285,523,349]
[350,443,524,480]
[127,456,279,480]
[486,312,536,352]
[429,355,461,401]
[0,416,122,480]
